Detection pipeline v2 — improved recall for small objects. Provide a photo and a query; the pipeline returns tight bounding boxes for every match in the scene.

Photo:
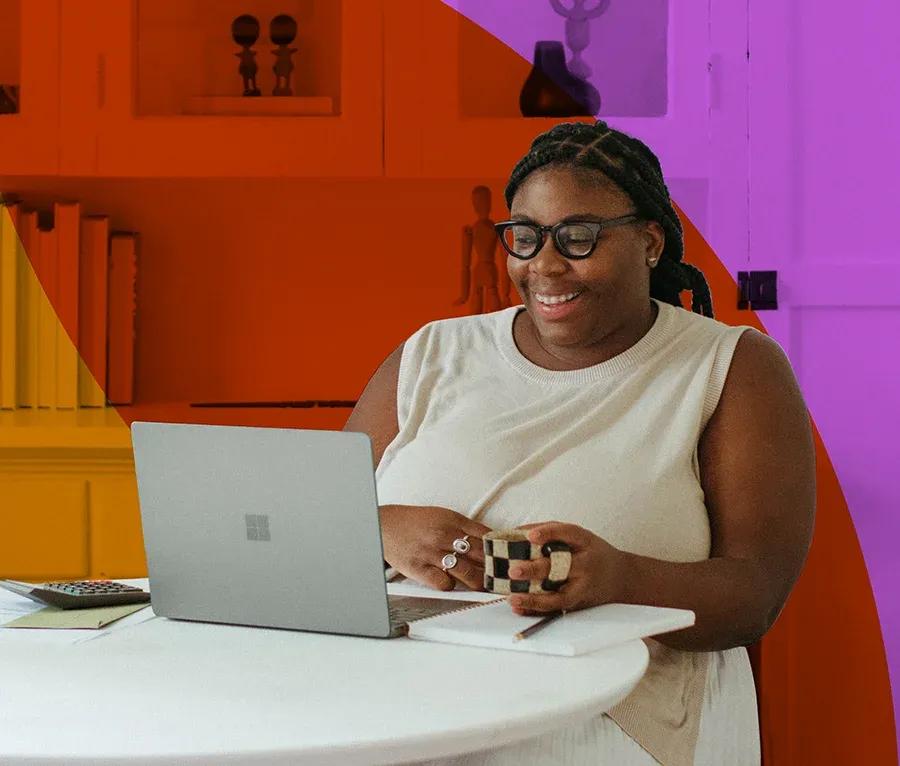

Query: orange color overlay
[0,1,895,763]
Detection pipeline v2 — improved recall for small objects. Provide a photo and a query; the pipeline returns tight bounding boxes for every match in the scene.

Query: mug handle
[540,541,572,591]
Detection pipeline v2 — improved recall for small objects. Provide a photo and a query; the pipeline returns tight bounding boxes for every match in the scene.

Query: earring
[646,257,659,267]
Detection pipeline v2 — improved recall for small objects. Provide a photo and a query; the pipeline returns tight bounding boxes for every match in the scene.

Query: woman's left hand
[508,521,628,615]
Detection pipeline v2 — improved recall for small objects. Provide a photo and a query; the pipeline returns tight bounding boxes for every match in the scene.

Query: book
[15,210,40,407]
[54,202,80,409]
[78,216,109,407]
[0,201,19,409]
[37,226,57,408]
[406,600,695,656]
[107,233,137,405]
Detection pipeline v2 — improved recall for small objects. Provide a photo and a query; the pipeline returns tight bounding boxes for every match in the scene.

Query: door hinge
[737,271,778,310]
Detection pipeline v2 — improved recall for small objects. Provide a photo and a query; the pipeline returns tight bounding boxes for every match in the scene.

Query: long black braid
[504,120,714,318]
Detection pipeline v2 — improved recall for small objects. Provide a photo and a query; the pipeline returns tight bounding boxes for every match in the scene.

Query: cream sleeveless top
[376,298,760,765]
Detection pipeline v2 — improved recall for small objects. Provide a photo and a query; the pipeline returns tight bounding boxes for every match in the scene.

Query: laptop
[130,421,478,638]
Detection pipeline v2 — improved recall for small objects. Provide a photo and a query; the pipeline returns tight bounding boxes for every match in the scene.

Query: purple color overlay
[444,0,900,746]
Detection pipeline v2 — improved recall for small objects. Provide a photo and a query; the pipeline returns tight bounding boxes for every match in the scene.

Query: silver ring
[441,553,458,571]
[452,535,471,554]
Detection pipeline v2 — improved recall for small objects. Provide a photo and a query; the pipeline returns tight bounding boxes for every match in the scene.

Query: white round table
[0,610,648,765]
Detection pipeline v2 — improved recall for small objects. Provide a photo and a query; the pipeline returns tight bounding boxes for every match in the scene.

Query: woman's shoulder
[663,300,763,347]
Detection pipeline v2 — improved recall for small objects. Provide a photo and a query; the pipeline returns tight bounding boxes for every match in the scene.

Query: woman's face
[507,165,664,357]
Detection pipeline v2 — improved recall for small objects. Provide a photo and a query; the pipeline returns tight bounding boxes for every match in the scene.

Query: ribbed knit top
[376,298,759,764]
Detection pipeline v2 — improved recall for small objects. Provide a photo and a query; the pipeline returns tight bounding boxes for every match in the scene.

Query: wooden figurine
[453,186,512,314]
[232,15,261,96]
[270,15,299,96]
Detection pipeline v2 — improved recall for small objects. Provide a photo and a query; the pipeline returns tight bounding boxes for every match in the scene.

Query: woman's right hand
[379,504,492,592]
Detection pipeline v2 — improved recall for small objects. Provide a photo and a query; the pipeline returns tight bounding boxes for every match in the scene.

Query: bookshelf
[0,0,60,175]
[0,165,488,584]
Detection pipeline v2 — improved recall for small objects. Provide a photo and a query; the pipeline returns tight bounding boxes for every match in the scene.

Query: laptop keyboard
[388,595,479,626]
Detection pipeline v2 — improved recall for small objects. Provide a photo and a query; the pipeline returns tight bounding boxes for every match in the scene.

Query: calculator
[0,579,151,610]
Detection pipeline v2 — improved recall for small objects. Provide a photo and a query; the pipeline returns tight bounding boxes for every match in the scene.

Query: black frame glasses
[494,214,641,260]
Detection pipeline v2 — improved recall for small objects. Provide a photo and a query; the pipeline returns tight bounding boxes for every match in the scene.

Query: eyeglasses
[494,214,641,260]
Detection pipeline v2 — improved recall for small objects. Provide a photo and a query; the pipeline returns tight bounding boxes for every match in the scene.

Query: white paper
[387,576,503,603]
[407,601,696,656]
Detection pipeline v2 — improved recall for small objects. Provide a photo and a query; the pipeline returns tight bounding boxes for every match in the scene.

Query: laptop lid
[131,421,395,638]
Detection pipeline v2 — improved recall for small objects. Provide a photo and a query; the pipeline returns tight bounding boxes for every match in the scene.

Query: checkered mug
[483,529,572,595]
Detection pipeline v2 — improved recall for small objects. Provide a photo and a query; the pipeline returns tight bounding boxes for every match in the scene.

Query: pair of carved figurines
[232,14,298,97]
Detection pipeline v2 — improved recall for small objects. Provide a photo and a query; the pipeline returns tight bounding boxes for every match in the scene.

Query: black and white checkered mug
[483,529,572,595]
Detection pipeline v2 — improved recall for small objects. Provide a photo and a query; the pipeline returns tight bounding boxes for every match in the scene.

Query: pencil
[513,610,566,641]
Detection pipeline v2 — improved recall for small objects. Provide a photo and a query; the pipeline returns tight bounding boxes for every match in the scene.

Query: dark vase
[519,41,601,117]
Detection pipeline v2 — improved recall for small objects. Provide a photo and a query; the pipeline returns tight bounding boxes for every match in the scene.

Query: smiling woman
[503,165,664,369]
[345,120,815,766]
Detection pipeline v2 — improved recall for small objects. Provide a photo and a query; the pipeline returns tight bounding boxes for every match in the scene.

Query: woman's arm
[512,330,817,652]
[344,343,492,590]
[343,343,403,468]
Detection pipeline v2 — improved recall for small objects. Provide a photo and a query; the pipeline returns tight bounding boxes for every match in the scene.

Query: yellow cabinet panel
[0,477,88,579]
[88,474,147,579]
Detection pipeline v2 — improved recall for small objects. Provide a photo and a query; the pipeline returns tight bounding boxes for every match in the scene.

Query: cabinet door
[385,0,710,180]
[0,476,88,579]
[0,0,60,175]
[59,0,383,177]
[88,474,147,579]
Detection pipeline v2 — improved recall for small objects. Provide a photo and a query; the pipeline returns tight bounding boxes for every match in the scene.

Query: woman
[344,121,815,765]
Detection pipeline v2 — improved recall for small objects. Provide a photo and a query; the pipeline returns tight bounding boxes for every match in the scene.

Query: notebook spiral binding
[412,598,503,623]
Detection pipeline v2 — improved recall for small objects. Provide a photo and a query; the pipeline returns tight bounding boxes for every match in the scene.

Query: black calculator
[0,579,151,610]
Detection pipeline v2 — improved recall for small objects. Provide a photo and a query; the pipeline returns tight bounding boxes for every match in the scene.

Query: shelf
[0,403,352,453]
[58,0,382,177]
[456,0,668,119]
[136,0,342,118]
[0,408,131,451]
[385,0,709,180]
[183,96,334,116]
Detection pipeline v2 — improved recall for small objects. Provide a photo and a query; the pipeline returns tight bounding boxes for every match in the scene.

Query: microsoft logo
[244,514,271,542]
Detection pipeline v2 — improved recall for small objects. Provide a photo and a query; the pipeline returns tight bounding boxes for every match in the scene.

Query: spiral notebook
[406,600,695,656]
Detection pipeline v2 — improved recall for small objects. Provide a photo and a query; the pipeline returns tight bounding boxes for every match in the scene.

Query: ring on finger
[441,534,472,571]
[452,534,471,554]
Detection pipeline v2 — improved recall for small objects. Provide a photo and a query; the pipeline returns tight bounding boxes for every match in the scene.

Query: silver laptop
[131,422,477,638]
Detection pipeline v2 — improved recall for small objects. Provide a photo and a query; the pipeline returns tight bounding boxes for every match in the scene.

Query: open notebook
[406,599,695,656]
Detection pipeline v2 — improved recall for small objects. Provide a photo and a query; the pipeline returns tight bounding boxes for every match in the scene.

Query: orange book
[0,201,20,409]
[54,202,80,409]
[15,210,40,408]
[78,216,109,407]
[37,226,57,408]
[107,233,137,406]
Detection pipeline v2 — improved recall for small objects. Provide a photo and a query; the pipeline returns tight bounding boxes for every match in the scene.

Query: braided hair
[504,120,714,317]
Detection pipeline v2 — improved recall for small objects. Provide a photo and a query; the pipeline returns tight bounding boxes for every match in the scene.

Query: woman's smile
[531,289,585,320]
